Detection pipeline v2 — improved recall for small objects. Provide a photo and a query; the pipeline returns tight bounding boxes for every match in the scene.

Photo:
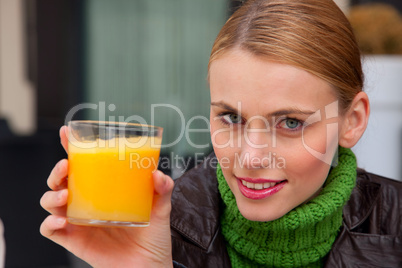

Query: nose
[239,126,274,169]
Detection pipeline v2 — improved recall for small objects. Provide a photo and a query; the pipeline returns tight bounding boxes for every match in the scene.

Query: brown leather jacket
[170,154,402,267]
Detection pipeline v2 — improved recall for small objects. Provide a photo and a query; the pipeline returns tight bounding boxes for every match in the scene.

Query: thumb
[59,126,69,153]
[151,170,174,223]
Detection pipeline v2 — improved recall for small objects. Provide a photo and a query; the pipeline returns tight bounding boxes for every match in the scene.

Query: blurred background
[0,0,401,267]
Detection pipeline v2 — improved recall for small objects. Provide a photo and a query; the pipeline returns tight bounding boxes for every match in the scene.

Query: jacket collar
[342,170,381,230]
[170,153,221,250]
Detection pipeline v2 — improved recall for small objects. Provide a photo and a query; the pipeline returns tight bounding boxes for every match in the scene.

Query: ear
[339,91,370,148]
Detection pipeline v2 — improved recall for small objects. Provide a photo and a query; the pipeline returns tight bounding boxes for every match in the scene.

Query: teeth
[242,180,279,190]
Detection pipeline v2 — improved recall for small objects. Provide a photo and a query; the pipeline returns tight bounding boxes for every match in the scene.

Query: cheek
[284,146,331,193]
[209,120,241,177]
[210,115,226,147]
[299,122,339,165]
[210,121,230,162]
[302,123,331,152]
[210,118,240,159]
[292,149,329,174]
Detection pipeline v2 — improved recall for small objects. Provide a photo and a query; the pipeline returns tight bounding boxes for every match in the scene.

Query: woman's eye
[221,113,243,124]
[278,118,303,130]
[285,119,299,129]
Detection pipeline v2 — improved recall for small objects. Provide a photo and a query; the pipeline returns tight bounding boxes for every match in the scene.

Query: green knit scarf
[217,147,357,268]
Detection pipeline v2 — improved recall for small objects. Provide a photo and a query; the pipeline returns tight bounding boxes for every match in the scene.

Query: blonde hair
[209,0,363,111]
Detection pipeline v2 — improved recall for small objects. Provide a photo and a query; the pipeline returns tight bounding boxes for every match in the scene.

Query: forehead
[209,49,337,112]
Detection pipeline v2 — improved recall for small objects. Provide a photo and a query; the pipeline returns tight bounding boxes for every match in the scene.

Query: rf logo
[302,101,339,166]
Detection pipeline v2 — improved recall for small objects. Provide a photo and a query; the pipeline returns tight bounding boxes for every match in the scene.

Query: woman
[40,0,402,267]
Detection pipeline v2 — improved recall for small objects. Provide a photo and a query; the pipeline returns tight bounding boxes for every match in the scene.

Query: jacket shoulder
[345,169,402,234]
[325,170,402,267]
[170,153,231,268]
[357,168,402,189]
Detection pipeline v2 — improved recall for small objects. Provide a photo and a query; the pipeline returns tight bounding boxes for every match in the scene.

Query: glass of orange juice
[66,120,163,227]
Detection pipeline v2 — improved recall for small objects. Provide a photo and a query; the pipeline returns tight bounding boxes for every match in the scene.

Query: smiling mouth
[241,180,284,190]
[236,177,287,199]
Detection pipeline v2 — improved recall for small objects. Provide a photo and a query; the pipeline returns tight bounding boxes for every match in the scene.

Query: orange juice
[67,137,161,226]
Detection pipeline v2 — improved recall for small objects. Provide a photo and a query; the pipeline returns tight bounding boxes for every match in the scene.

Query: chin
[237,202,288,222]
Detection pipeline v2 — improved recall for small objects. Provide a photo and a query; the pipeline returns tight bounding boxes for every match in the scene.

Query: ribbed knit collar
[217,147,357,267]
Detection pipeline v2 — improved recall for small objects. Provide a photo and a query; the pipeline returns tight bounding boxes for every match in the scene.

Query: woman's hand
[40,126,174,267]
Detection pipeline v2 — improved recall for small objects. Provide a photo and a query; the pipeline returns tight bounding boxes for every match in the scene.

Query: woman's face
[209,48,344,221]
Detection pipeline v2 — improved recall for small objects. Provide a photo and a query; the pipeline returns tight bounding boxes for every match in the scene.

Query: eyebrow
[211,101,238,112]
[210,101,316,118]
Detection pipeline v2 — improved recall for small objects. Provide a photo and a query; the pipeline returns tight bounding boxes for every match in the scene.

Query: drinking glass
[66,121,163,227]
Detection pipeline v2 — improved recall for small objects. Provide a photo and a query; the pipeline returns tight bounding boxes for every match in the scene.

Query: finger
[60,126,68,153]
[47,159,69,191]
[40,214,68,240]
[40,189,68,215]
[151,170,174,221]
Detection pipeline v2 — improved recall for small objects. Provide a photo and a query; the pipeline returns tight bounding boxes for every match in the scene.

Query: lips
[236,177,287,200]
